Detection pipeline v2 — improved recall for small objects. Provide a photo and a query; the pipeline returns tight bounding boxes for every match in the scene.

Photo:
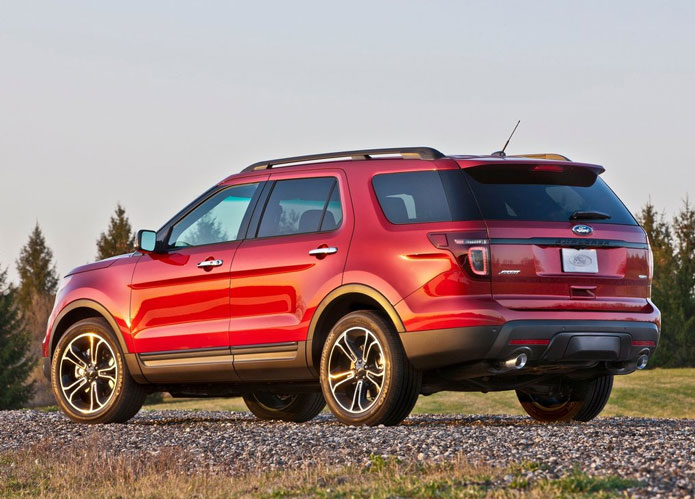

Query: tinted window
[464,164,637,225]
[372,170,480,224]
[321,183,343,231]
[257,177,339,237]
[168,183,260,247]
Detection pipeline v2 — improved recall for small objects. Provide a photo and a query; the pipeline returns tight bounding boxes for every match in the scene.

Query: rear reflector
[632,340,656,347]
[509,339,550,346]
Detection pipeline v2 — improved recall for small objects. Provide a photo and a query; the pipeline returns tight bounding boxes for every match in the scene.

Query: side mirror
[136,230,157,253]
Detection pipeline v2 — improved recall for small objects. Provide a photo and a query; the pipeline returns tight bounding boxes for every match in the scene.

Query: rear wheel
[516,375,614,423]
[51,318,146,424]
[243,392,325,422]
[319,311,421,426]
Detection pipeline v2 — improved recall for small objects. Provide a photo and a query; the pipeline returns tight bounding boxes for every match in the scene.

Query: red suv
[43,147,660,425]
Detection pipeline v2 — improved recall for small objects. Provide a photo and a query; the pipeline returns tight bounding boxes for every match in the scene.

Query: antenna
[491,120,521,157]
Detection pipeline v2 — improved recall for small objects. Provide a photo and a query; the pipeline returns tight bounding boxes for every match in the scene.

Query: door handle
[308,247,338,257]
[197,259,223,268]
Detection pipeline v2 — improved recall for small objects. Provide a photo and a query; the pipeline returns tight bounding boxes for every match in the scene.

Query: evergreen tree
[638,199,695,367]
[15,223,59,313]
[96,203,135,260]
[637,202,677,366]
[668,199,695,366]
[0,267,34,409]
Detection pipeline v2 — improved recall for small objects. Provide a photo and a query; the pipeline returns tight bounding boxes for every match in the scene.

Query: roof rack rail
[242,147,445,172]
[510,153,571,161]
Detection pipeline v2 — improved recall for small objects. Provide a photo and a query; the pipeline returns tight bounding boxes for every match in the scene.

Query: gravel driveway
[2,410,694,496]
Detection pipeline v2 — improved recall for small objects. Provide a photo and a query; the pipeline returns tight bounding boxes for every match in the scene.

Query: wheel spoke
[351,380,363,411]
[363,336,378,362]
[331,372,356,392]
[335,336,358,363]
[366,368,384,378]
[364,372,382,396]
[93,381,105,409]
[329,370,353,380]
[89,335,96,364]
[97,371,116,383]
[65,378,88,403]
[65,347,87,369]
[89,381,97,412]
[94,338,106,365]
[62,356,85,370]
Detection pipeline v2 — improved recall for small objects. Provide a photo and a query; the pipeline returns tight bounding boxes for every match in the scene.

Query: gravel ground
[1,410,694,496]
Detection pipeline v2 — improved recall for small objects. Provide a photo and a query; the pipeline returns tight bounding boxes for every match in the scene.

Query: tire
[516,375,614,423]
[243,392,325,422]
[319,311,421,426]
[51,317,146,424]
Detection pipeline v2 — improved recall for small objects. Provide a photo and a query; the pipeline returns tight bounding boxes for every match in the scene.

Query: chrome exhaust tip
[502,352,528,370]
[636,354,649,370]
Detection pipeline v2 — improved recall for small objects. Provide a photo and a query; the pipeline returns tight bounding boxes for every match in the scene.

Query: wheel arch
[49,299,146,382]
[306,284,404,375]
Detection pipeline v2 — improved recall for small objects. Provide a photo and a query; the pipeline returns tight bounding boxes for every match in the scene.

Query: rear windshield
[372,170,481,224]
[463,164,637,225]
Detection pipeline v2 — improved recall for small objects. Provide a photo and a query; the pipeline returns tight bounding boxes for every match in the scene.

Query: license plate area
[561,248,598,273]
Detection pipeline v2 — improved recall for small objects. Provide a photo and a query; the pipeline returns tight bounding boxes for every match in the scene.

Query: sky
[1,1,694,282]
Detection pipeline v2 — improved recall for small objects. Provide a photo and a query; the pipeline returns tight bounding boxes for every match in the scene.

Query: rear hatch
[461,161,651,312]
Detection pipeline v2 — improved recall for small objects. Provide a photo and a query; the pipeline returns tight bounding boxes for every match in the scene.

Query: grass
[141,368,695,419]
[0,440,642,498]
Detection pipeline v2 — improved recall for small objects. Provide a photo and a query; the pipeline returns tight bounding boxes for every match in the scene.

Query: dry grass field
[0,441,640,498]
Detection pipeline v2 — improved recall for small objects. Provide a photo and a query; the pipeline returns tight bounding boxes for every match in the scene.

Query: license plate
[561,248,598,273]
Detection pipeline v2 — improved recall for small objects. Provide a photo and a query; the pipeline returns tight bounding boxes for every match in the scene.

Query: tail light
[428,231,490,278]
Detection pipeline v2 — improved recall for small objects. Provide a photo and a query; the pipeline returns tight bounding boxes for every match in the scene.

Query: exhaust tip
[502,352,528,370]
[636,354,649,370]
[515,353,528,369]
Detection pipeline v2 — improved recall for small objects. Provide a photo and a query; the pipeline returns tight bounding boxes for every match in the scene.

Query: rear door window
[464,164,637,225]
[257,177,342,237]
[372,170,480,224]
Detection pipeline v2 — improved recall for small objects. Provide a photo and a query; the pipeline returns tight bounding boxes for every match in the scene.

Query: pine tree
[0,267,34,409]
[16,223,59,313]
[668,198,695,366]
[96,203,135,260]
[638,199,695,367]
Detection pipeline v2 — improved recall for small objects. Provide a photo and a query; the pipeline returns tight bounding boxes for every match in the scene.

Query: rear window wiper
[569,210,611,220]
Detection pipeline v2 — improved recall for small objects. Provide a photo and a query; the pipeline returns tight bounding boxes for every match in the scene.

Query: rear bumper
[399,319,659,371]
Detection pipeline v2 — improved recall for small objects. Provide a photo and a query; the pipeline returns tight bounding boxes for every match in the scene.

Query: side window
[168,183,260,248]
[372,171,480,224]
[257,177,340,238]
[321,183,343,231]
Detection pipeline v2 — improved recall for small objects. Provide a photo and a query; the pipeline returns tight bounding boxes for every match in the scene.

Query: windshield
[463,164,637,225]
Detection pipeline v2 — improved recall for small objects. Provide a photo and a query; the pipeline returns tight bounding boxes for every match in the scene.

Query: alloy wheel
[327,326,386,414]
[59,332,119,414]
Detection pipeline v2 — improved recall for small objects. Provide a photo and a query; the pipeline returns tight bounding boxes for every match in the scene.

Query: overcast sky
[1,1,694,282]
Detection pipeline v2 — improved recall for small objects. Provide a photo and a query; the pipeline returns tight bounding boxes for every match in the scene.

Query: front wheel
[243,392,325,422]
[51,318,147,424]
[516,375,614,423]
[319,311,421,426]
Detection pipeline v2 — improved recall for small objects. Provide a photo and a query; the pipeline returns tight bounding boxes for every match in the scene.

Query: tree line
[1,200,694,409]
[0,204,134,409]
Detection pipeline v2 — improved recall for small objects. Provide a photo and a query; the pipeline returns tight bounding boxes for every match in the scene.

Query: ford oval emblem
[572,224,593,236]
